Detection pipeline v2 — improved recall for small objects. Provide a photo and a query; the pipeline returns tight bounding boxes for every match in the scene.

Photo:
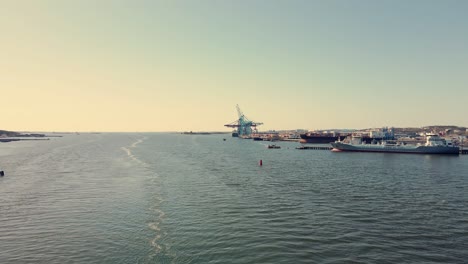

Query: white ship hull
[331,142,459,155]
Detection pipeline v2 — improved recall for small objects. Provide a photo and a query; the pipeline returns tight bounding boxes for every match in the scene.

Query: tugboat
[268,144,281,149]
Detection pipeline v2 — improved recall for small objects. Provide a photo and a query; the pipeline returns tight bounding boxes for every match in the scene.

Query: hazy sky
[1,1,467,132]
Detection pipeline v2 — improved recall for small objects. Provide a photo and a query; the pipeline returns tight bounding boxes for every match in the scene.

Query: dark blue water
[1,133,467,263]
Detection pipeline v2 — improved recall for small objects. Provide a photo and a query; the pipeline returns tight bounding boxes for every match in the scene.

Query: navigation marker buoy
[259,160,263,166]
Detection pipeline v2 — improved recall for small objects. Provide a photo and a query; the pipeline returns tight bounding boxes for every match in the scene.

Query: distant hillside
[420,125,467,131]
[398,126,467,134]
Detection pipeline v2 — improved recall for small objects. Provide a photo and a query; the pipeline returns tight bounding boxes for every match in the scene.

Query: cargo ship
[299,132,347,144]
[331,134,459,155]
[301,127,395,144]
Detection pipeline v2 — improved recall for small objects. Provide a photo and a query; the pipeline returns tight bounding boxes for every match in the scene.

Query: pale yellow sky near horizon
[1,2,468,132]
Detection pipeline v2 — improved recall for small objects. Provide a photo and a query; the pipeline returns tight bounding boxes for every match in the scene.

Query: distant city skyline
[1,1,468,132]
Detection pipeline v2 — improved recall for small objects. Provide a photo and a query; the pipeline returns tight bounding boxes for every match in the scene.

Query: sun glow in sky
[1,1,467,132]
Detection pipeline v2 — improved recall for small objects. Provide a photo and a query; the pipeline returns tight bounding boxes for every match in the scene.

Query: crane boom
[224,105,263,137]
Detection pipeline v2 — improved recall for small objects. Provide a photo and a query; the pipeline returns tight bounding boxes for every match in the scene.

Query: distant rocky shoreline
[181,131,230,135]
[0,130,60,143]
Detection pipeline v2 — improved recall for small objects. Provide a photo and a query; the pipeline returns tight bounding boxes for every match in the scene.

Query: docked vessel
[301,127,395,144]
[299,132,347,144]
[359,127,395,144]
[331,134,459,155]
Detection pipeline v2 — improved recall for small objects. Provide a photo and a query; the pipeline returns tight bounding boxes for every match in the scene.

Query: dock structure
[461,149,468,155]
[296,146,332,150]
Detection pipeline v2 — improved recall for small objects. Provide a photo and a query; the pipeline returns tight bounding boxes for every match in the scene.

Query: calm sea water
[1,133,467,263]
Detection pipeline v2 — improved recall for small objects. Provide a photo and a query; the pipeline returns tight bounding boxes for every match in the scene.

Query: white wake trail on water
[122,136,173,260]
[131,138,145,148]
[148,207,166,252]
[147,196,174,261]
[121,136,148,166]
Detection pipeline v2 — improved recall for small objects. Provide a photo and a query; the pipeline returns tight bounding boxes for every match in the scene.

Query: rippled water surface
[1,133,467,263]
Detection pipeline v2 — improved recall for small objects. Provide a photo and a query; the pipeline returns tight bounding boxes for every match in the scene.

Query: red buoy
[259,160,263,166]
